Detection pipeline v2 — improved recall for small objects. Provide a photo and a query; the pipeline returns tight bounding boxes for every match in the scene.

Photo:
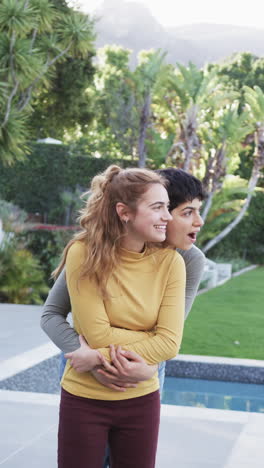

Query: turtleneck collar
[120,245,147,260]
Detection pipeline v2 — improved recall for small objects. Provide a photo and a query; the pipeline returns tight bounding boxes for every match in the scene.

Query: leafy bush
[203,190,264,264]
[0,143,134,224]
[0,239,49,304]
[198,175,249,247]
[0,200,27,231]
[16,228,76,284]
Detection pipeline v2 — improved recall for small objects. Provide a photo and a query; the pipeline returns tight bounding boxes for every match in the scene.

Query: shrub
[0,200,27,231]
[204,190,264,264]
[16,227,76,284]
[0,239,49,304]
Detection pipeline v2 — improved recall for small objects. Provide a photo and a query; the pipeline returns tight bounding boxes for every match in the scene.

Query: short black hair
[156,168,205,212]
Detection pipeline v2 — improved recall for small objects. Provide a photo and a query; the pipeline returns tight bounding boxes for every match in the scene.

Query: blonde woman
[55,165,186,468]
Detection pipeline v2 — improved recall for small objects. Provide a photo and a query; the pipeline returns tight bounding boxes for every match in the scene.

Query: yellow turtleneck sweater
[62,241,186,400]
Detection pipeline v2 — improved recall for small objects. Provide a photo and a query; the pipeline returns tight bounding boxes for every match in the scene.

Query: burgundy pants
[58,388,160,468]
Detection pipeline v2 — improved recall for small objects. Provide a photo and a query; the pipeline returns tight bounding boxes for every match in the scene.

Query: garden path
[0,303,263,468]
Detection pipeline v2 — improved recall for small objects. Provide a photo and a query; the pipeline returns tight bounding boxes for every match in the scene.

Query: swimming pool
[162,376,264,413]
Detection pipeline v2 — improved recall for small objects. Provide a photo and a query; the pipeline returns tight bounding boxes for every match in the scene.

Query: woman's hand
[64,337,158,386]
[91,367,138,392]
[97,345,158,383]
[64,335,103,372]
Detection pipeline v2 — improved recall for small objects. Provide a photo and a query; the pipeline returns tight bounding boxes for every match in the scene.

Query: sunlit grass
[180,267,264,360]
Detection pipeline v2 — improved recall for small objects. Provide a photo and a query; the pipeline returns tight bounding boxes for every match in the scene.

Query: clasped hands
[65,336,157,392]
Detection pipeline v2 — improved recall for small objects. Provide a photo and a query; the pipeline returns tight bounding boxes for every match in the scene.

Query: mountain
[92,0,264,66]
[171,23,264,64]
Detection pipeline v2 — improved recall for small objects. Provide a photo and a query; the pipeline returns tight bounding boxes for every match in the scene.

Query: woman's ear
[116,202,130,223]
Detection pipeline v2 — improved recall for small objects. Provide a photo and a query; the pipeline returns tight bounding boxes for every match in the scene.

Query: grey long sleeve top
[40,245,205,353]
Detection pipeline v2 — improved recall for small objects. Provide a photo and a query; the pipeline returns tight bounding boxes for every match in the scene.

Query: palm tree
[162,62,219,171]
[201,103,252,222]
[135,49,167,168]
[202,86,264,253]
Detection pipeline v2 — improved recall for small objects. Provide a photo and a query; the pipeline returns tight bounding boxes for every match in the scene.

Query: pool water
[162,377,264,413]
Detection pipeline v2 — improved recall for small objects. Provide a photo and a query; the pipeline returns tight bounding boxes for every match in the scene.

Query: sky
[73,0,264,30]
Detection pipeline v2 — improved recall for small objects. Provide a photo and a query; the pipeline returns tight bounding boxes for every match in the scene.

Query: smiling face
[119,183,172,252]
[165,198,204,250]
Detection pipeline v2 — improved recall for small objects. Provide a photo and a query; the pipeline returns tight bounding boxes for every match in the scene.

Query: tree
[217,52,264,106]
[201,103,252,221]
[134,49,167,167]
[160,62,219,172]
[94,45,138,157]
[151,59,262,252]
[202,85,264,253]
[83,46,169,167]
[215,52,264,182]
[0,0,95,164]
[29,54,96,140]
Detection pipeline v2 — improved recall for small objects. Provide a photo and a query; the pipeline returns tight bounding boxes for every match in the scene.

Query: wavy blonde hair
[53,165,166,297]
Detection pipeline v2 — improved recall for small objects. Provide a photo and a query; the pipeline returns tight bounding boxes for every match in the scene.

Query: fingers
[110,345,128,373]
[97,368,138,386]
[64,352,72,359]
[98,353,119,376]
[97,353,109,368]
[116,346,131,368]
[97,369,138,388]
[108,384,126,391]
[110,345,123,373]
[113,382,138,388]
[79,335,88,346]
[105,381,137,390]
[97,368,116,379]
[119,349,144,363]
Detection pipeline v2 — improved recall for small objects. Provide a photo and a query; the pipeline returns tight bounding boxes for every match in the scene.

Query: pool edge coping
[167,354,264,384]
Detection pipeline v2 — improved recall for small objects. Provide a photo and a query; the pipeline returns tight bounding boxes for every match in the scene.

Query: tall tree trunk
[201,192,214,221]
[165,106,200,170]
[182,134,193,171]
[202,143,227,222]
[182,105,198,172]
[138,93,151,168]
[202,128,264,254]
[202,149,215,193]
[0,218,4,246]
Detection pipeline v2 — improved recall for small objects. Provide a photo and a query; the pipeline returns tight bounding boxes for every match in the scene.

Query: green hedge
[206,191,264,264]
[0,143,133,223]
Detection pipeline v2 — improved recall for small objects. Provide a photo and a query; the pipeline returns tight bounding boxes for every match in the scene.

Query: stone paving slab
[1,390,264,468]
[0,391,59,467]
[1,303,264,467]
[0,304,49,362]
[0,390,257,468]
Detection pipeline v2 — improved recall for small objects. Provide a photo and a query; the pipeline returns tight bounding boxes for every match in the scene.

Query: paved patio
[0,303,263,467]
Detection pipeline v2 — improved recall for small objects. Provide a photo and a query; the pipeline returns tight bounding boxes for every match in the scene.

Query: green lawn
[180,267,264,360]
